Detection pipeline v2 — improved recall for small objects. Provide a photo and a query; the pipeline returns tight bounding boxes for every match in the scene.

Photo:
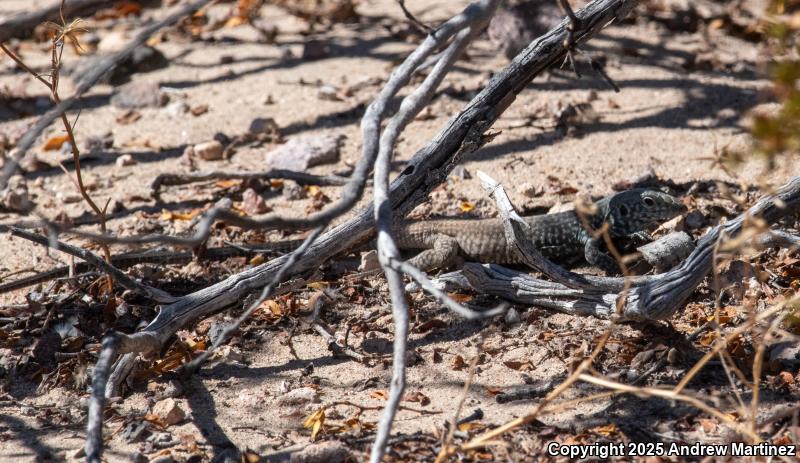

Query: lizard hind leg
[406,234,461,272]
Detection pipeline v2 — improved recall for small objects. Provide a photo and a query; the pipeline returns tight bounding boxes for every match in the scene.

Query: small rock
[290,440,350,463]
[451,165,471,180]
[517,182,542,198]
[302,39,331,60]
[180,145,196,169]
[282,181,307,200]
[242,188,270,215]
[219,55,234,64]
[194,140,224,161]
[57,191,82,204]
[265,133,344,171]
[116,154,136,167]
[278,387,320,406]
[504,308,521,325]
[164,101,189,117]
[83,132,114,154]
[317,85,341,101]
[0,175,33,212]
[111,81,168,109]
[151,398,185,426]
[248,117,281,137]
[358,250,381,272]
[768,342,800,373]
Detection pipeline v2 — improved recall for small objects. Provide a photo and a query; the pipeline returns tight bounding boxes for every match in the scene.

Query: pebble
[278,387,320,406]
[684,210,705,229]
[504,307,521,325]
[358,250,381,272]
[194,140,224,161]
[83,132,114,154]
[265,133,343,171]
[111,81,168,109]
[317,85,341,101]
[242,188,270,215]
[151,398,185,426]
[115,154,136,167]
[248,117,281,136]
[282,181,307,200]
[0,175,32,212]
[164,101,189,117]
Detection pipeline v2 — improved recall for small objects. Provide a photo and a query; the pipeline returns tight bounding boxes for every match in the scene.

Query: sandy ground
[0,0,798,462]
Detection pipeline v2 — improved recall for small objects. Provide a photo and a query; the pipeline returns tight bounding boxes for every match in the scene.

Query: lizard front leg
[406,234,461,272]
[583,235,621,274]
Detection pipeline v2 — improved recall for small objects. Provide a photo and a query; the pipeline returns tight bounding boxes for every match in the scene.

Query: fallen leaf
[303,408,326,441]
[447,293,473,303]
[160,209,200,221]
[459,201,475,213]
[592,423,619,437]
[249,254,265,265]
[42,134,69,151]
[502,360,532,371]
[458,422,484,432]
[452,355,466,371]
[403,391,430,406]
[214,179,240,189]
[370,390,389,400]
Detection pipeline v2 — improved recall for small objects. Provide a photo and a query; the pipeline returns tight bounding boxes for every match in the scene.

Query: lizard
[393,188,688,273]
[0,189,686,293]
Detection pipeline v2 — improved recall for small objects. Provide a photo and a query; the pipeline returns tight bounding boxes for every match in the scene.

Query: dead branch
[0,0,109,43]
[463,173,800,321]
[150,169,352,200]
[0,225,176,302]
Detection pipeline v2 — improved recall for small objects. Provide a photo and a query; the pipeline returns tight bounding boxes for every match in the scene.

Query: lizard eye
[618,204,629,217]
[643,197,655,207]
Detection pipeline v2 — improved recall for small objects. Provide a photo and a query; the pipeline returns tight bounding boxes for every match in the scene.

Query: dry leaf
[403,391,430,406]
[160,209,200,221]
[370,390,389,400]
[592,423,619,437]
[42,134,69,151]
[458,422,484,432]
[459,201,475,213]
[270,179,284,188]
[452,355,466,370]
[249,254,265,265]
[214,179,240,189]
[303,408,326,441]
[447,292,473,303]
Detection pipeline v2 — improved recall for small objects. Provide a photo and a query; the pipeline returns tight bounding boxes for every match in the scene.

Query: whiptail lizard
[0,189,685,294]
[394,188,687,273]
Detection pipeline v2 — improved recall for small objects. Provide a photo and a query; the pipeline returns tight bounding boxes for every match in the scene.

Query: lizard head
[604,189,687,236]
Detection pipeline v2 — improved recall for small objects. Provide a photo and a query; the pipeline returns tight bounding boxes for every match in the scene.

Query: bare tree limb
[150,169,352,200]
[0,225,176,302]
